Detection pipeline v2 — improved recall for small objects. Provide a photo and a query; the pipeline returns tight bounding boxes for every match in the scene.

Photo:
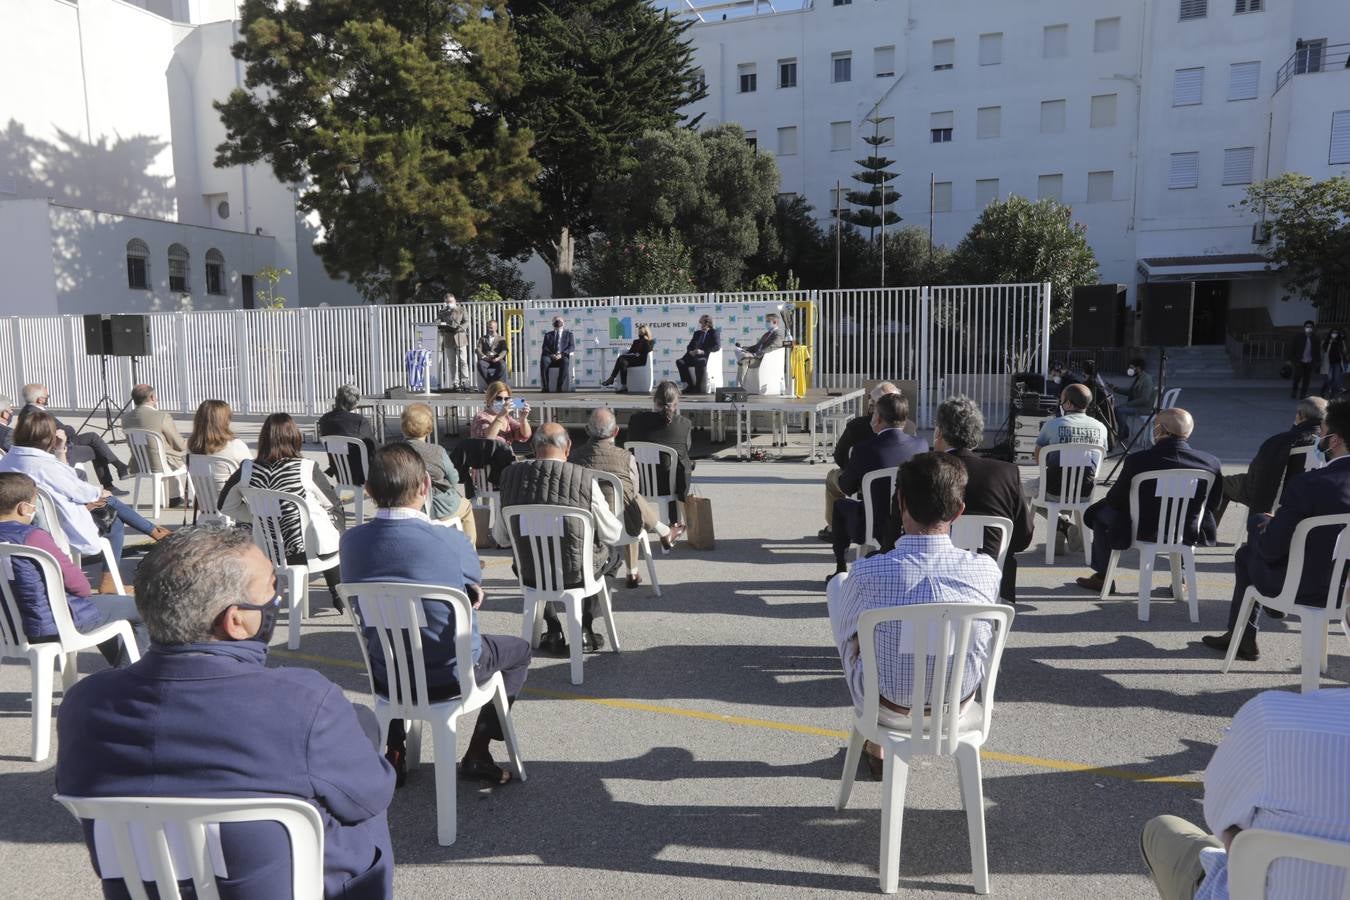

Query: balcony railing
[1275,41,1350,93]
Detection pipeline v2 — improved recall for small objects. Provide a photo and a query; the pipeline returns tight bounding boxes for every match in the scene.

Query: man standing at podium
[540,316,575,392]
[436,292,470,391]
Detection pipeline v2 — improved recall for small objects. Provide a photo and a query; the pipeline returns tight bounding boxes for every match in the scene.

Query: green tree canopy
[1241,173,1350,307]
[215,0,537,303]
[594,124,779,292]
[840,118,901,242]
[503,0,706,297]
[950,195,1098,329]
[576,229,696,296]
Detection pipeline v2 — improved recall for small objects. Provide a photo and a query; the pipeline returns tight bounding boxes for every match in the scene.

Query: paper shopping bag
[684,494,715,551]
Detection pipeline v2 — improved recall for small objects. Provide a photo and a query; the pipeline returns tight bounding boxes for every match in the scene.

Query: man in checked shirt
[827,452,1002,776]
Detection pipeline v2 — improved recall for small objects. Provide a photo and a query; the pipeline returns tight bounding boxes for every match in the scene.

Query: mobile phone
[510,398,526,411]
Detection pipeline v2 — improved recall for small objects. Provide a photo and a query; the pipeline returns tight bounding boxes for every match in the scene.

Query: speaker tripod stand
[77,354,140,440]
[1102,347,1168,487]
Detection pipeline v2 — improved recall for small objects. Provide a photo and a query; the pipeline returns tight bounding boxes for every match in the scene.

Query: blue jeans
[100,496,157,560]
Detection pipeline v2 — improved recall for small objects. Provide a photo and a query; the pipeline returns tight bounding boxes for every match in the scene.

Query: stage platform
[361,387,865,461]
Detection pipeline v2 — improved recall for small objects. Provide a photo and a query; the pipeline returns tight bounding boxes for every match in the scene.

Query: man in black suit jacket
[1216,396,1323,526]
[1075,408,1222,593]
[1203,397,1350,661]
[830,394,928,575]
[1287,320,1321,399]
[477,320,509,386]
[819,382,901,542]
[676,314,721,394]
[539,316,575,392]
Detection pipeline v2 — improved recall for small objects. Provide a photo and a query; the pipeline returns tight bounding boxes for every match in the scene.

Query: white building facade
[0,0,362,316]
[679,0,1350,341]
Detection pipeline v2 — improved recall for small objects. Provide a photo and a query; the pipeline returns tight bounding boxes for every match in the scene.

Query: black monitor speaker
[1071,284,1127,347]
[83,314,109,356]
[1139,282,1195,346]
[83,314,151,356]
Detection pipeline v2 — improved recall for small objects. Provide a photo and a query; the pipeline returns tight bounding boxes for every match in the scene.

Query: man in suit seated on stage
[539,316,575,392]
[819,382,901,543]
[1075,408,1222,594]
[734,313,785,386]
[676,314,721,395]
[1201,397,1350,662]
[829,393,927,579]
[477,319,509,386]
[1215,396,1324,527]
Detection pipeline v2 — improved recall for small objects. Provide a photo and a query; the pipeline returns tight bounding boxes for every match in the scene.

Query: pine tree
[839,117,901,243]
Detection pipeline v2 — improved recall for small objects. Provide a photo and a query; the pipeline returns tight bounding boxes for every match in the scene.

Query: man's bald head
[532,421,572,460]
[1060,384,1091,411]
[1155,408,1193,440]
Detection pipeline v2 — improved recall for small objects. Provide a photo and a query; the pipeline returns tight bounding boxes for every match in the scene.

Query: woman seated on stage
[601,325,654,392]
[622,381,694,519]
[186,399,251,499]
[470,381,533,448]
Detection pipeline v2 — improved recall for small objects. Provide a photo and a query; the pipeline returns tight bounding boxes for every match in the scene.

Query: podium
[414,323,439,392]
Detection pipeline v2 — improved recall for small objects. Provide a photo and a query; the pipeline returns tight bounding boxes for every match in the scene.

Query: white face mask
[1127,367,1137,377]
[1306,327,1314,334]
[491,400,506,413]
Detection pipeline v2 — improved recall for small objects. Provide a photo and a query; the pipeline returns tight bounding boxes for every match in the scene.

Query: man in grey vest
[571,407,686,588]
[493,422,624,654]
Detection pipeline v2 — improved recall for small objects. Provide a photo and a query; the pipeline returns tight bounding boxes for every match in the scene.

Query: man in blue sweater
[341,443,531,787]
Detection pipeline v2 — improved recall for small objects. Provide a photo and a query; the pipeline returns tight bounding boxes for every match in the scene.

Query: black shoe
[1264,607,1286,620]
[332,594,346,614]
[385,747,408,787]
[582,629,605,653]
[106,486,130,497]
[538,631,569,656]
[817,526,834,542]
[1201,631,1260,661]
[168,497,184,509]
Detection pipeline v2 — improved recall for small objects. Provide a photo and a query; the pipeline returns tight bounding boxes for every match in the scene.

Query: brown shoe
[98,572,133,595]
[150,526,172,541]
[1075,573,1118,594]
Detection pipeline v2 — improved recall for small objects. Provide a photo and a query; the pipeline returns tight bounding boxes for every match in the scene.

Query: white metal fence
[1,283,1049,429]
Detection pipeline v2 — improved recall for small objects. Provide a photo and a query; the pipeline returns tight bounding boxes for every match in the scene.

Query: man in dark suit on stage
[676,314,721,395]
[735,313,785,385]
[1075,408,1222,594]
[539,316,575,392]
[830,393,927,577]
[1202,397,1350,661]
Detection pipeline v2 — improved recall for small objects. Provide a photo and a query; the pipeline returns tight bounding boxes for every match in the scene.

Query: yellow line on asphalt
[272,649,1201,788]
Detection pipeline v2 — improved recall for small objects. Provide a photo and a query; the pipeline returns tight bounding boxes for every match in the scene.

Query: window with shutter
[832,52,852,83]
[1227,61,1259,101]
[745,131,757,150]
[1038,174,1064,201]
[1043,25,1068,59]
[976,106,1001,139]
[874,46,896,78]
[1331,111,1350,165]
[1094,18,1121,52]
[831,121,851,151]
[1179,0,1207,20]
[777,127,798,156]
[932,39,955,70]
[1173,67,1204,106]
[738,63,757,93]
[778,59,797,88]
[1091,94,1117,128]
[978,33,1002,66]
[877,117,896,142]
[1234,0,1262,12]
[1087,171,1114,203]
[1168,152,1200,189]
[975,178,999,208]
[1222,147,1255,185]
[930,110,954,143]
[1040,99,1067,133]
[933,182,953,213]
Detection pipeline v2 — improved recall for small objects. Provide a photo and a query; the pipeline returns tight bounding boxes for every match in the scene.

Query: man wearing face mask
[1214,396,1324,527]
[1202,397,1350,662]
[477,319,509,386]
[1287,320,1320,400]
[1109,357,1156,447]
[55,527,397,899]
[539,316,575,392]
[1321,327,1346,398]
[436,292,471,391]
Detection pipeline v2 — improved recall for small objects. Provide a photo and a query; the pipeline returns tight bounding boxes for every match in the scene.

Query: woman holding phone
[471,380,533,447]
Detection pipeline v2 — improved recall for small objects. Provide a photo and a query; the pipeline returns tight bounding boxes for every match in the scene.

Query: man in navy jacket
[1203,397,1350,661]
[1076,408,1222,594]
[830,393,928,576]
[56,526,395,900]
[539,316,575,392]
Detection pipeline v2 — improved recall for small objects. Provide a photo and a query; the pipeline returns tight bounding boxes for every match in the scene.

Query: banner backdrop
[523,301,787,389]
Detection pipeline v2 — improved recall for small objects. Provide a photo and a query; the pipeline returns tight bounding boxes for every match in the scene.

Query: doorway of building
[1192,280,1229,344]
[241,274,255,310]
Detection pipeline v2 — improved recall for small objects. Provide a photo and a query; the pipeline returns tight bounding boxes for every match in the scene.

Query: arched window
[126,239,150,290]
[168,243,190,293]
[205,248,225,295]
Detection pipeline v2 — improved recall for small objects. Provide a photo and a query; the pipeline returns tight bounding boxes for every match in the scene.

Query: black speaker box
[83,314,109,356]
[108,315,151,356]
[1071,284,1127,347]
[1139,282,1195,346]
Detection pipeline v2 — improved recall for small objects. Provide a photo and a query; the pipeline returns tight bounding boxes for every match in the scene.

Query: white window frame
[1227,61,1259,101]
[1094,17,1121,53]
[1043,24,1069,59]
[1090,93,1117,128]
[1179,0,1207,20]
[930,110,954,143]
[737,63,757,94]
[776,126,798,156]
[932,181,953,213]
[876,117,896,143]
[1222,147,1255,185]
[1040,99,1067,134]
[1330,110,1350,165]
[975,178,999,208]
[1173,67,1204,106]
[1037,174,1064,202]
[976,106,1001,140]
[932,38,955,70]
[1168,151,1200,189]
[1087,170,1114,203]
[832,51,853,84]
[978,32,1002,66]
[778,58,798,89]
[1234,0,1262,13]
[874,45,896,78]
[830,121,851,152]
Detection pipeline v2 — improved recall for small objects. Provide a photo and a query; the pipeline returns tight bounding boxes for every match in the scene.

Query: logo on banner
[608,316,633,340]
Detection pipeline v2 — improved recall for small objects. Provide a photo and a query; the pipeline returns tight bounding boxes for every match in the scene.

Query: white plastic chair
[742,345,787,396]
[0,544,140,761]
[830,577,1015,895]
[1228,828,1350,900]
[1099,468,1216,622]
[1030,443,1103,564]
[321,435,370,526]
[186,454,235,527]
[1222,513,1350,693]
[53,794,325,900]
[125,429,193,520]
[628,441,683,528]
[33,488,127,595]
[626,360,656,393]
[950,515,1014,571]
[336,581,526,846]
[592,470,661,597]
[703,348,725,394]
[850,469,897,562]
[1272,444,1324,514]
[240,487,341,650]
[502,504,620,685]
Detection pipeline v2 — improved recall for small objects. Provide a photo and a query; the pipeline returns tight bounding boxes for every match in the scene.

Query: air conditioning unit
[1251,221,1272,245]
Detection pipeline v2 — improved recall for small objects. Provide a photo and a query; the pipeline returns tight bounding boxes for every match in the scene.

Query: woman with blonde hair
[602,324,654,392]
[185,399,251,498]
[400,403,476,542]
[470,380,532,447]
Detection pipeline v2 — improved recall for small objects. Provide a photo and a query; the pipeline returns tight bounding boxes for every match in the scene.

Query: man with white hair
[436,291,471,391]
[819,382,901,542]
[17,383,129,493]
[570,407,686,588]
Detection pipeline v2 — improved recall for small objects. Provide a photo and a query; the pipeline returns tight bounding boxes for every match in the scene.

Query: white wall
[0,200,60,315]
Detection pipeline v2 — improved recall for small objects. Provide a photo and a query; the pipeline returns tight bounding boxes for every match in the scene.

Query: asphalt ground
[0,381,1344,899]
